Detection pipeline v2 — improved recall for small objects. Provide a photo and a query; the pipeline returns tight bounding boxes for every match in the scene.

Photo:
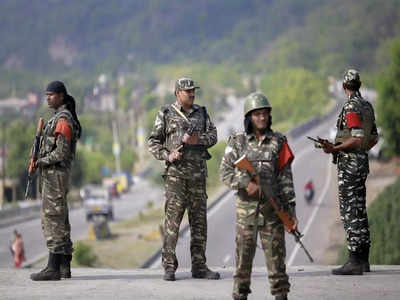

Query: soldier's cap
[46,80,68,95]
[175,77,200,91]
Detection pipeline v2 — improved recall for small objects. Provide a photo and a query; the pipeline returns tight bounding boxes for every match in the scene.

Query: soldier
[30,81,82,281]
[220,92,296,300]
[321,69,378,275]
[148,77,220,281]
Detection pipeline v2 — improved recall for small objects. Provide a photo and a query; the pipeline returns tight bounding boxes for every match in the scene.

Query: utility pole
[1,122,6,208]
[112,120,121,173]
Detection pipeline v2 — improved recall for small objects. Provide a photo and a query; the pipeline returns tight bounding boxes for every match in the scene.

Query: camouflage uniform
[148,98,217,272]
[37,103,79,255]
[220,130,295,298]
[335,93,378,254]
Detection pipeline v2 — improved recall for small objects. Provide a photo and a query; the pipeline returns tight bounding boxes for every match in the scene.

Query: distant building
[0,93,38,115]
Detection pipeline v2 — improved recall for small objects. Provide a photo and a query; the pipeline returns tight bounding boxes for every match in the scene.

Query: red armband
[54,119,72,141]
[278,140,294,171]
[345,112,362,128]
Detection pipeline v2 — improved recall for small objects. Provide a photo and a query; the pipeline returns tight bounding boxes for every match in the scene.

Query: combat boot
[275,295,288,300]
[60,254,72,278]
[192,265,220,280]
[360,245,370,272]
[30,253,61,281]
[332,251,363,275]
[163,270,176,281]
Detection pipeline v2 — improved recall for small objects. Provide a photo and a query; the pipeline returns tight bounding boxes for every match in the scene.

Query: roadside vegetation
[72,205,163,268]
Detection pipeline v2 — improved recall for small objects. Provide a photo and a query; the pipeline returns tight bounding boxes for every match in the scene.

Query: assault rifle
[307,136,338,164]
[25,118,44,199]
[171,104,211,160]
[235,154,314,263]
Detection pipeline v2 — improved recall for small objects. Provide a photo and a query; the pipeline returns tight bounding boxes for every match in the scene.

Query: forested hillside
[1,0,399,80]
[1,0,400,198]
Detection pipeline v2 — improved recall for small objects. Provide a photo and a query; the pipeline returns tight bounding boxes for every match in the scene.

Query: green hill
[1,0,399,78]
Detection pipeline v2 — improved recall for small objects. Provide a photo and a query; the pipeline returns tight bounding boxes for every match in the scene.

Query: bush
[73,241,97,267]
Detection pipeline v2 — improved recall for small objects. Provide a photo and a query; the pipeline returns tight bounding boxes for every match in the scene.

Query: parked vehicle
[81,185,114,221]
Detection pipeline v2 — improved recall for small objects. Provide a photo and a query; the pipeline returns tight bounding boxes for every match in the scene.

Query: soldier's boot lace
[332,251,363,275]
[275,295,288,300]
[163,270,176,281]
[30,253,61,281]
[60,254,72,278]
[192,265,220,280]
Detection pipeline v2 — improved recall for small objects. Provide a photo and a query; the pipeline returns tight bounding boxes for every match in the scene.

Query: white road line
[287,156,333,266]
[223,254,232,267]
[149,145,321,269]
[149,190,235,269]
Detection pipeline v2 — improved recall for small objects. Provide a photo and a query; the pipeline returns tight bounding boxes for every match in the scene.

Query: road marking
[149,190,234,269]
[287,156,333,266]
[148,145,319,269]
[223,254,232,267]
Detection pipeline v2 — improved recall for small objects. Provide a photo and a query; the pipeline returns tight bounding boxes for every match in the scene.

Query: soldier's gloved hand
[246,180,259,197]
[168,146,183,163]
[183,133,199,145]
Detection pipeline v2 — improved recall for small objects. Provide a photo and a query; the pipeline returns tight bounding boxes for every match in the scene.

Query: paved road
[157,112,339,270]
[2,265,400,300]
[149,84,379,270]
[0,179,163,268]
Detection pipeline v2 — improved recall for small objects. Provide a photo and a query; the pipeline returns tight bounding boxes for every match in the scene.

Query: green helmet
[343,69,361,85]
[244,92,271,116]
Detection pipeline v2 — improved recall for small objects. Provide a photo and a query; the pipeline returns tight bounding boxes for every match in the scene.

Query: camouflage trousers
[40,167,73,255]
[233,197,289,298]
[162,175,208,272]
[337,152,370,253]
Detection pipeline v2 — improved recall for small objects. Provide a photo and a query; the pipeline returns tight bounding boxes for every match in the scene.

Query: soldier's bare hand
[168,146,183,163]
[322,141,335,153]
[246,181,259,197]
[183,133,199,145]
[289,217,299,233]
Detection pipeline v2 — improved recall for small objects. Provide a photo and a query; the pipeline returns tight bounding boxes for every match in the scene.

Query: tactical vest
[162,104,211,161]
[235,131,281,200]
[39,108,78,166]
[335,96,375,151]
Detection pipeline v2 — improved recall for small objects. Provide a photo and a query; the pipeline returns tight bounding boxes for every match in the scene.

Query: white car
[81,186,114,221]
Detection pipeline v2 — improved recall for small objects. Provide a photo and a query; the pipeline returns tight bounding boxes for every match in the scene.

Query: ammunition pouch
[182,144,212,160]
[237,189,259,201]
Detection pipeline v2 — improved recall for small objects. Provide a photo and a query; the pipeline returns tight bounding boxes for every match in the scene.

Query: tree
[376,39,400,156]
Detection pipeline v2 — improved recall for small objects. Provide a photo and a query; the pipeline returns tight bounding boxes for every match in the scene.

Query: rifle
[234,154,314,263]
[307,136,338,164]
[171,104,211,160]
[25,118,44,199]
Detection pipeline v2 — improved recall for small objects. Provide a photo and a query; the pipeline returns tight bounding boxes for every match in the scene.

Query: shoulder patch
[55,119,72,141]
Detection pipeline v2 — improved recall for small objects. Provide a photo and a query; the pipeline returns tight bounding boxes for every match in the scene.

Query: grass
[73,207,164,269]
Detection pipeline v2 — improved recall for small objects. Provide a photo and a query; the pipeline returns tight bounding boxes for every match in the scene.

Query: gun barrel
[307,136,322,143]
[298,239,314,263]
[25,178,32,199]
[292,231,314,262]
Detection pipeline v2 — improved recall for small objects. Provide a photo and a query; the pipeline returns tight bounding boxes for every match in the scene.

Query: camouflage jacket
[148,101,217,178]
[335,93,378,151]
[37,104,79,170]
[220,130,296,207]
